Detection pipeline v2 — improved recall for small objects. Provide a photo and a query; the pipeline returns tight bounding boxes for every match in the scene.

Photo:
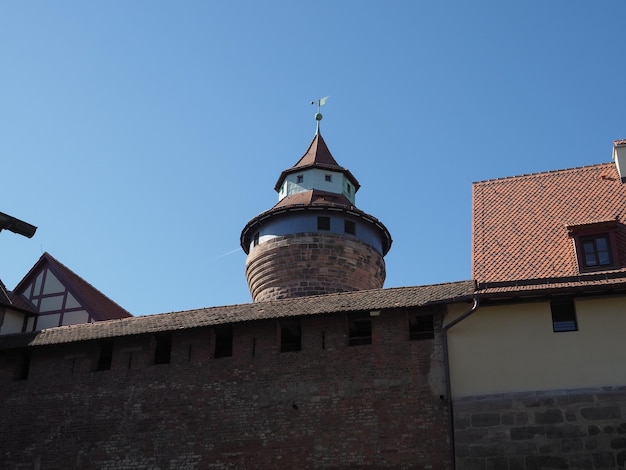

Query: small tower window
[344,220,356,235]
[346,183,352,194]
[297,175,304,184]
[253,232,259,247]
[325,174,332,182]
[318,216,330,230]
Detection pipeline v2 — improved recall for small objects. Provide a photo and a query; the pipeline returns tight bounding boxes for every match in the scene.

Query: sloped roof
[273,189,354,209]
[13,252,132,321]
[0,280,476,349]
[274,133,360,192]
[0,279,36,313]
[473,162,626,288]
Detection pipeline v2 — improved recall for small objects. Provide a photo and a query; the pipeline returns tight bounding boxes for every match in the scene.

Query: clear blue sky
[1,2,625,316]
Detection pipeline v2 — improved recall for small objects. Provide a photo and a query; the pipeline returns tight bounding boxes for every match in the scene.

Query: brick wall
[454,387,626,469]
[245,233,386,302]
[0,308,450,469]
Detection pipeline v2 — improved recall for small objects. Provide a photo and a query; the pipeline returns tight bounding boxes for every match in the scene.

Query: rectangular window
[344,220,356,235]
[253,232,259,247]
[348,313,372,346]
[279,319,301,352]
[154,333,172,365]
[325,174,332,182]
[318,216,330,230]
[346,183,352,194]
[550,298,578,333]
[214,325,233,358]
[409,314,434,340]
[96,341,113,371]
[297,175,303,183]
[581,235,612,268]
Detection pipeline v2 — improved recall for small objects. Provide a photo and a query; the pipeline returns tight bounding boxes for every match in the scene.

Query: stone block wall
[454,387,626,469]
[0,308,449,469]
[245,233,386,302]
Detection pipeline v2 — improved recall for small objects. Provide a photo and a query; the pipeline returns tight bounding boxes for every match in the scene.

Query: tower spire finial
[311,96,329,135]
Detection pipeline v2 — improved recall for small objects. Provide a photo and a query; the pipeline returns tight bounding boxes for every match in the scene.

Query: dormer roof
[274,133,360,192]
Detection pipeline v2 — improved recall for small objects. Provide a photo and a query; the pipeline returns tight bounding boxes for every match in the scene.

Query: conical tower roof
[274,133,360,192]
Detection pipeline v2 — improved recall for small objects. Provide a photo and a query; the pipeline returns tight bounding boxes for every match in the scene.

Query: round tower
[240,111,392,302]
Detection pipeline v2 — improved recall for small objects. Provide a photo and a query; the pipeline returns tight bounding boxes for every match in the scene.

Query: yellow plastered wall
[446,296,626,399]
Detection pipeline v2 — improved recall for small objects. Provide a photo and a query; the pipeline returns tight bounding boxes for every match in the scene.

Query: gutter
[442,297,479,470]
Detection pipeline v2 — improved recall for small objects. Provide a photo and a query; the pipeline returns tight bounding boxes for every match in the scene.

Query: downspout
[442,296,479,470]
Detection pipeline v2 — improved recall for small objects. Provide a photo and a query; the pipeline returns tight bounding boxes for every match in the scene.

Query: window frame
[568,221,620,273]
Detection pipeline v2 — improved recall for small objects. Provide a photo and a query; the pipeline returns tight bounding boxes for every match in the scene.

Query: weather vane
[311,96,329,134]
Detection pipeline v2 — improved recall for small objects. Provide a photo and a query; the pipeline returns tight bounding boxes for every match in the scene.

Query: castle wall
[454,387,626,470]
[246,232,386,302]
[0,308,450,469]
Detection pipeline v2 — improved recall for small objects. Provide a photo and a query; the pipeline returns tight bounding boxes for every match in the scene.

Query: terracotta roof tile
[0,281,475,348]
[472,163,626,286]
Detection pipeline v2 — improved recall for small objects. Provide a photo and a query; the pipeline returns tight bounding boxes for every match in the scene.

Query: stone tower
[240,119,392,302]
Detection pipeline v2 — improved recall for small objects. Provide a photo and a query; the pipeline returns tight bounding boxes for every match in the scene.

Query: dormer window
[297,175,303,184]
[568,220,620,272]
[581,235,611,267]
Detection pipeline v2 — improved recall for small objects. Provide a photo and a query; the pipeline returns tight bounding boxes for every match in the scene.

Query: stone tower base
[245,232,386,302]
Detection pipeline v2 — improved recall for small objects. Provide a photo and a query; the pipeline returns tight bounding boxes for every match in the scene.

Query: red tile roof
[472,163,626,287]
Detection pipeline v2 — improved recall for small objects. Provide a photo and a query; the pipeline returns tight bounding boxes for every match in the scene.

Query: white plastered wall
[446,296,626,399]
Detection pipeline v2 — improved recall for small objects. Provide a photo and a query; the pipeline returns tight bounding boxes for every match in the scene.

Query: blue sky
[1,2,625,316]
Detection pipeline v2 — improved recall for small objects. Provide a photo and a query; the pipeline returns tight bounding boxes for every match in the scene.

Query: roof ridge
[473,162,614,185]
[43,253,132,319]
